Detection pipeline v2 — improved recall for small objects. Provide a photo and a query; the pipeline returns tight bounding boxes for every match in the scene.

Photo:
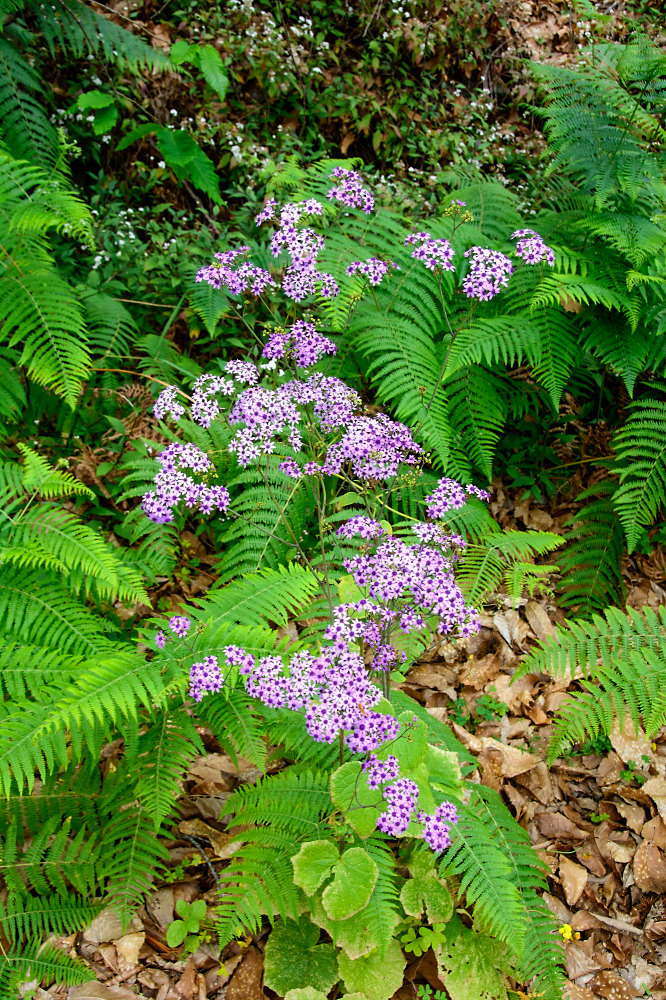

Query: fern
[136,708,205,829]
[548,648,666,762]
[442,785,564,999]
[457,527,563,607]
[557,480,625,614]
[215,767,333,946]
[613,394,666,550]
[517,603,666,680]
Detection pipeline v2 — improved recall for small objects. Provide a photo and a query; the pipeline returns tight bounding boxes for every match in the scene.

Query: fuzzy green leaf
[338,939,404,1000]
[330,762,382,839]
[322,847,378,920]
[263,917,338,996]
[291,840,338,896]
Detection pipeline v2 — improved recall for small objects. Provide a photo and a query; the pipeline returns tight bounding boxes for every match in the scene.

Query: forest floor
[29,1,666,999]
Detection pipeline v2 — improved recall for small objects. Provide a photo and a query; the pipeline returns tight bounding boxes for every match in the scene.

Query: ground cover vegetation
[1,1,666,998]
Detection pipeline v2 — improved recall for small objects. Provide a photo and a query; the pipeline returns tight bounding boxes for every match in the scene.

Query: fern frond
[557,480,625,614]
[517,603,666,680]
[195,687,267,768]
[613,396,666,550]
[136,708,204,829]
[101,808,169,922]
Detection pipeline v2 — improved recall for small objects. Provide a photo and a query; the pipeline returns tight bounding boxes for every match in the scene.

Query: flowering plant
[144,167,562,999]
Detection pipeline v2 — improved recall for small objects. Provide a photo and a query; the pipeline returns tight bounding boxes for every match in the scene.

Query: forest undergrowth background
[2,1,666,999]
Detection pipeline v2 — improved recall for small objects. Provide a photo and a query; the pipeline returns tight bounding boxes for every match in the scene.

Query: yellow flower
[558,923,573,941]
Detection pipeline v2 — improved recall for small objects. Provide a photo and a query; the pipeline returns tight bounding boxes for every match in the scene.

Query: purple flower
[321,414,422,482]
[263,319,337,368]
[407,234,455,273]
[189,655,222,701]
[511,228,555,266]
[362,754,400,789]
[169,615,191,638]
[255,197,278,226]
[337,517,387,541]
[419,801,458,853]
[155,630,166,650]
[346,258,400,286]
[376,777,419,836]
[154,386,185,423]
[196,246,275,297]
[424,478,490,519]
[142,442,230,524]
[462,246,513,301]
[327,167,374,214]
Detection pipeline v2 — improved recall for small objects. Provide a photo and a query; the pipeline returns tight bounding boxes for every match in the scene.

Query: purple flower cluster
[154,386,185,423]
[230,640,402,753]
[341,525,478,638]
[327,167,374,214]
[405,232,455,274]
[462,246,514,301]
[266,199,338,303]
[189,655,222,701]
[262,319,337,369]
[511,228,556,266]
[321,414,423,483]
[155,630,166,649]
[362,754,400,789]
[142,442,230,524]
[346,258,400,286]
[418,801,458,853]
[189,363,259,429]
[196,246,274,297]
[169,615,191,638]
[337,517,388,541]
[376,778,419,836]
[423,478,490,519]
[229,374,361,468]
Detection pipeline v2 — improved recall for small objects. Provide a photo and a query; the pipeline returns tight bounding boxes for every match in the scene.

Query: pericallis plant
[143,168,564,1000]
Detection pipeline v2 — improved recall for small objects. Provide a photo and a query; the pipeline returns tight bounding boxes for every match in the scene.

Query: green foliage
[519,604,666,764]
[264,916,339,996]
[557,480,625,614]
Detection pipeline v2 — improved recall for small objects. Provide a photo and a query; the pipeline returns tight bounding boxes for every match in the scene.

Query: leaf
[197,45,229,101]
[322,847,378,920]
[77,90,115,109]
[385,711,428,772]
[338,939,404,1000]
[92,104,118,135]
[400,875,453,924]
[165,920,187,947]
[115,122,158,152]
[169,39,191,65]
[263,916,339,996]
[156,129,222,203]
[424,745,464,800]
[436,914,512,1000]
[291,840,338,896]
[330,762,383,838]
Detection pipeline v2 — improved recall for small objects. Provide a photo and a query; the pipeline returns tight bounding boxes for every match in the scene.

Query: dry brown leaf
[588,970,642,999]
[492,672,535,712]
[642,815,666,849]
[493,610,529,650]
[145,887,174,929]
[614,800,645,833]
[525,601,555,642]
[633,840,666,892]
[459,654,502,689]
[82,908,142,946]
[114,932,144,972]
[563,984,594,1000]
[225,946,266,1000]
[536,811,588,841]
[458,733,539,778]
[609,717,652,765]
[642,776,666,824]
[514,761,554,804]
[565,941,605,979]
[559,856,588,905]
[178,818,239,859]
[605,839,635,864]
[69,985,145,1000]
[406,662,456,692]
